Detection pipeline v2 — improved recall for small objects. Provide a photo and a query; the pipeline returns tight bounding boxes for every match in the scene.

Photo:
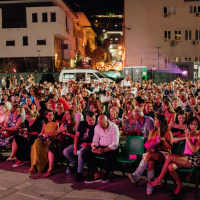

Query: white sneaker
[146,184,153,195]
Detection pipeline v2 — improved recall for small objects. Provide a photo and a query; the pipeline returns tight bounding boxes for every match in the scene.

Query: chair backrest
[177,141,186,155]
[123,136,144,158]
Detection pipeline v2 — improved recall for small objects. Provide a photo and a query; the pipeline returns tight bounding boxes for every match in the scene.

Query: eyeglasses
[90,106,95,108]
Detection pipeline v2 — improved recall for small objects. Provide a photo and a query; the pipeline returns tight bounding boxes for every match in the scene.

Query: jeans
[63,144,91,173]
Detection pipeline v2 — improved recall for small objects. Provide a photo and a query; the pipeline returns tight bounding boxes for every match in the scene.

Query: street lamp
[156,47,161,70]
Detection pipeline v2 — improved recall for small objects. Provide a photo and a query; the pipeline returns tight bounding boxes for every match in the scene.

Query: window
[175,31,181,41]
[164,31,171,41]
[195,30,200,40]
[185,30,192,41]
[66,17,68,27]
[190,6,200,13]
[164,58,171,68]
[164,6,176,14]
[6,41,15,46]
[63,44,68,49]
[32,13,38,23]
[37,40,46,45]
[175,57,181,62]
[185,57,191,61]
[42,13,48,22]
[23,36,28,46]
[51,13,56,22]
[88,73,98,80]
[63,73,75,79]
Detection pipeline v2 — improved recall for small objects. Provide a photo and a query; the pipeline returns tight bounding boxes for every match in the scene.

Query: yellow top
[44,122,56,134]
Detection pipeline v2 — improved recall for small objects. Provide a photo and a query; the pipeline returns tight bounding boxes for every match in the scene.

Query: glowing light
[182,71,188,75]
[118,46,122,50]
[118,51,122,55]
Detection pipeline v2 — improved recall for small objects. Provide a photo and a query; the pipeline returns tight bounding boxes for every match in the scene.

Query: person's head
[5,89,10,95]
[175,109,187,125]
[86,111,96,126]
[22,90,28,98]
[188,116,200,132]
[132,108,144,121]
[155,94,162,103]
[112,98,121,108]
[26,110,38,121]
[180,92,188,102]
[126,75,130,81]
[45,88,50,95]
[3,94,8,101]
[0,103,8,114]
[154,115,168,136]
[127,109,134,120]
[135,96,144,107]
[77,92,83,100]
[89,103,100,114]
[172,97,179,108]
[110,107,119,118]
[125,101,135,112]
[26,97,32,105]
[188,93,195,100]
[44,110,54,123]
[11,104,21,116]
[143,101,154,113]
[65,109,75,125]
[49,94,58,103]
[57,103,64,114]
[106,89,112,96]
[98,115,109,130]
[162,100,175,113]
[66,93,72,101]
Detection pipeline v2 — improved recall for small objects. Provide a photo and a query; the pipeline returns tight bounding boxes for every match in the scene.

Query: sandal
[42,162,54,178]
[29,165,37,174]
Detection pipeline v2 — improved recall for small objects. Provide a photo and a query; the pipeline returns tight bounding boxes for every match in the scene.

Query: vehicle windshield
[95,72,107,78]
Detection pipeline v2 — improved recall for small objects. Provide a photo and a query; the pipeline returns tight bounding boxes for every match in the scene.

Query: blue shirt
[136,116,154,140]
[163,89,174,95]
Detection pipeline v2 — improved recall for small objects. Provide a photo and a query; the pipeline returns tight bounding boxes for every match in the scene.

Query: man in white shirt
[83,115,119,184]
[121,75,131,89]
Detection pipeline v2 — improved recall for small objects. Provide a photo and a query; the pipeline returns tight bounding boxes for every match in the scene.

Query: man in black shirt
[63,111,97,182]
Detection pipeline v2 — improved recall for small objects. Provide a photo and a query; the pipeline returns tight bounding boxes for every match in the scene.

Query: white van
[59,69,113,83]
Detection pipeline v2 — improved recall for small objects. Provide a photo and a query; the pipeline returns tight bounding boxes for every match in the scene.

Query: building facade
[0,0,93,73]
[124,0,200,70]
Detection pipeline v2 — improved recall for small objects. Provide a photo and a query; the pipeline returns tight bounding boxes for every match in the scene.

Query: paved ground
[0,152,198,200]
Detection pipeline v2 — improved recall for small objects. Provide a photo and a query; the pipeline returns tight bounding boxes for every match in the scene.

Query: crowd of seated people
[0,75,199,198]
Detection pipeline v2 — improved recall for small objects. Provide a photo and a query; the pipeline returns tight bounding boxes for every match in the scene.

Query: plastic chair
[115,135,144,176]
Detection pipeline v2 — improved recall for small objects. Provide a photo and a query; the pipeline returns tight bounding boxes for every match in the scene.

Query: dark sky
[65,0,124,16]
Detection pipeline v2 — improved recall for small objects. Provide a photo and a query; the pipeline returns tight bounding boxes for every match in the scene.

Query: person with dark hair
[148,116,200,197]
[63,111,97,182]
[49,94,70,111]
[129,115,173,195]
[42,109,76,177]
[143,101,155,119]
[19,90,32,106]
[29,110,59,174]
[7,110,41,167]
[135,96,145,110]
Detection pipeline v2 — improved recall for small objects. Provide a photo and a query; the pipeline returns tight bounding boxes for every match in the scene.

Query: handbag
[144,136,160,149]
[2,131,13,138]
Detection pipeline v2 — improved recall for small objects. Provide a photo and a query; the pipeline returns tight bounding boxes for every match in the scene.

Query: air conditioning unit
[192,40,198,45]
[170,40,177,46]
[164,13,170,18]
[195,12,200,17]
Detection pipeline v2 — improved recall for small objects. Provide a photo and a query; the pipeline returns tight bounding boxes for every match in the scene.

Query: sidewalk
[0,159,198,200]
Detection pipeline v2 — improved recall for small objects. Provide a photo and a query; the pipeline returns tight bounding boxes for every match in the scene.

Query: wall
[125,0,200,70]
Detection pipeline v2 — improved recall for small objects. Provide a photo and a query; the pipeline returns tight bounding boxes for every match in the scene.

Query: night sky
[65,0,124,16]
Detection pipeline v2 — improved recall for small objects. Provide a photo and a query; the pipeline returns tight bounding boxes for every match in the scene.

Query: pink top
[184,137,197,155]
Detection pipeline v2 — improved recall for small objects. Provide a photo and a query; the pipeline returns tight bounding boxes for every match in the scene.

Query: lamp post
[156,47,161,70]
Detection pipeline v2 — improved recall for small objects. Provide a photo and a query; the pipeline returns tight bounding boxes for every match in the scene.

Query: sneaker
[85,177,102,184]
[128,173,140,183]
[75,173,83,182]
[102,173,110,183]
[146,184,154,195]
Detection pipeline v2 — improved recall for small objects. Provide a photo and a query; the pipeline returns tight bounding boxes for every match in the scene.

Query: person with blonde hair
[7,110,42,167]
